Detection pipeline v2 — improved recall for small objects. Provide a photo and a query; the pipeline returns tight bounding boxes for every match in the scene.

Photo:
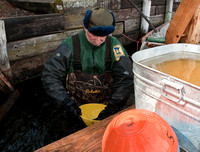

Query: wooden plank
[156,5,165,15]
[62,0,106,30]
[10,55,44,84]
[151,0,166,6]
[0,20,9,72]
[64,13,84,30]
[6,29,81,62]
[0,72,14,94]
[165,0,200,44]
[104,0,121,10]
[121,0,143,8]
[6,29,81,84]
[181,4,200,44]
[0,89,20,122]
[35,105,135,152]
[6,25,130,63]
[62,0,100,14]
[125,18,140,33]
[150,14,165,27]
[113,8,141,22]
[3,14,65,42]
[121,0,166,9]
[8,0,64,14]
[0,20,13,83]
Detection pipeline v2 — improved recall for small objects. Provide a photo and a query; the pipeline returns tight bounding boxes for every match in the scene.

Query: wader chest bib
[66,34,113,103]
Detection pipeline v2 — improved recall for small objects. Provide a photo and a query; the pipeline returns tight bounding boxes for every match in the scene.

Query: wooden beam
[7,29,81,62]
[0,20,13,83]
[121,0,166,9]
[121,0,143,8]
[165,0,200,44]
[3,14,65,42]
[0,71,14,94]
[35,105,135,152]
[0,89,20,122]
[181,4,200,44]
[8,0,64,14]
[6,29,81,84]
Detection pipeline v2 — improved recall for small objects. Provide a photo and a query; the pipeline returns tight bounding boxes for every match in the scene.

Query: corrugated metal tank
[132,44,200,152]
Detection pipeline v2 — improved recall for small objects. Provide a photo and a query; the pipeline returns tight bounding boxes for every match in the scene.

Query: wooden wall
[1,0,181,84]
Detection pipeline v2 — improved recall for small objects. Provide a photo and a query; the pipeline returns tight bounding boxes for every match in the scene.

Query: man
[41,7,134,126]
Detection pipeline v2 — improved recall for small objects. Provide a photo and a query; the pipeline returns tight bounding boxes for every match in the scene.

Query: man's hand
[94,101,120,120]
[63,97,87,128]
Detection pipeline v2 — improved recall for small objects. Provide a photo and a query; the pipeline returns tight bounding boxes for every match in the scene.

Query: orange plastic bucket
[102,109,179,152]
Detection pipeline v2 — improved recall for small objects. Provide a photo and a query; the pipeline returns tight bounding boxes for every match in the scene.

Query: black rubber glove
[94,101,120,120]
[95,57,134,121]
[62,97,87,128]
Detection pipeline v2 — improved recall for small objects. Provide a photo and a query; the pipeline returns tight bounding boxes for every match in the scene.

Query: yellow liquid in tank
[150,59,200,87]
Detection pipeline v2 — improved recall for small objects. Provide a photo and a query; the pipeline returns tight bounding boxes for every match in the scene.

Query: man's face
[85,28,107,46]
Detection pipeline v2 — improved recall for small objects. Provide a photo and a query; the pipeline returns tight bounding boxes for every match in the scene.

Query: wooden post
[0,20,13,84]
[165,0,200,44]
[0,89,20,122]
[164,0,173,22]
[181,4,200,44]
[0,71,14,94]
[140,0,151,34]
[0,21,20,120]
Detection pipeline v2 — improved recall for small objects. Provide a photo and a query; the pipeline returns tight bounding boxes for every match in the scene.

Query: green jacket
[41,30,133,113]
[61,30,128,74]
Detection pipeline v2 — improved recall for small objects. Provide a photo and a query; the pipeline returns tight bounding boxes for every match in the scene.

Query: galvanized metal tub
[132,44,200,152]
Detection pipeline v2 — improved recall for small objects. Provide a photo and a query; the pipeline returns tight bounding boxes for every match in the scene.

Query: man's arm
[96,56,134,120]
[41,44,86,127]
[41,44,71,104]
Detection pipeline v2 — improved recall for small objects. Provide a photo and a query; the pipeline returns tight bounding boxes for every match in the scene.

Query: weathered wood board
[0,89,20,122]
[6,29,81,62]
[0,72,14,94]
[0,20,12,84]
[121,0,167,9]
[8,0,64,14]
[4,14,65,42]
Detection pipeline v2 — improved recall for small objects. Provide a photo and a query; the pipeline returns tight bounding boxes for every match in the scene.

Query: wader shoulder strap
[105,36,111,71]
[72,34,111,71]
[72,34,81,70]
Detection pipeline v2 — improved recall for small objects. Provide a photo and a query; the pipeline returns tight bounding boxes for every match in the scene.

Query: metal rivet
[56,53,60,57]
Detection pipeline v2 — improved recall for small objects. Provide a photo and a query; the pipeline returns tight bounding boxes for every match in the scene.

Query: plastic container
[132,44,200,152]
[79,103,106,126]
[102,109,179,152]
